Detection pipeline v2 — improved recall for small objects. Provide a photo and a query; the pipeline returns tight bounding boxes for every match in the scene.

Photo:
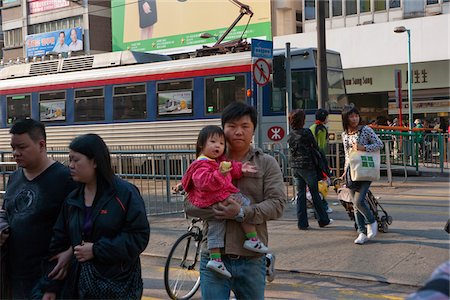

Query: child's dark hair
[10,118,46,142]
[341,104,361,132]
[196,125,226,158]
[69,133,115,186]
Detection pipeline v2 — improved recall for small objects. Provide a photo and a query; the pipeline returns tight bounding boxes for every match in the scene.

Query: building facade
[1,0,111,61]
[272,0,450,129]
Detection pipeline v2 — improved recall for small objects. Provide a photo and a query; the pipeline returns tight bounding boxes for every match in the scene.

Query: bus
[0,48,347,150]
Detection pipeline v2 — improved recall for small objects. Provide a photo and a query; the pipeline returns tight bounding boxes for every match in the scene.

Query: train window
[39,91,66,122]
[292,70,317,110]
[157,80,193,92]
[205,75,246,115]
[113,84,147,120]
[6,95,31,125]
[74,88,104,122]
[157,80,193,116]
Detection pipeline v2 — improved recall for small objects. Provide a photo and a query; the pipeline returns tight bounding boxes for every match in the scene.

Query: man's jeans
[200,252,265,299]
[350,181,375,234]
[292,168,330,228]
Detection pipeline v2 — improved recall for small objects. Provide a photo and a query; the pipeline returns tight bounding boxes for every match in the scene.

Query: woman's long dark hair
[341,104,362,133]
[195,125,226,158]
[69,133,115,186]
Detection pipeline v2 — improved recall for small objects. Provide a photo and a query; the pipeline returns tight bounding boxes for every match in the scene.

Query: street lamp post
[394,26,413,129]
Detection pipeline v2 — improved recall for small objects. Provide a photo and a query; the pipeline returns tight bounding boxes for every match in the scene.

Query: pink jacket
[182,158,242,208]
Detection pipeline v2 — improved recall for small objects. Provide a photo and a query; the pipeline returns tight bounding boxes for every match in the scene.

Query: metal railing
[0,131,446,215]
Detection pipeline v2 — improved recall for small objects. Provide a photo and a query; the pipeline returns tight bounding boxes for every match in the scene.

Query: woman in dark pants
[288,109,333,230]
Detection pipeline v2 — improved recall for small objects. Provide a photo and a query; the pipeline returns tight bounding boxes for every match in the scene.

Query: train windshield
[270,49,347,112]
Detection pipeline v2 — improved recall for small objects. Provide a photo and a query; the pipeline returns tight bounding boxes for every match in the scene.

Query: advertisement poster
[112,0,272,54]
[40,101,66,122]
[25,27,83,57]
[158,91,192,116]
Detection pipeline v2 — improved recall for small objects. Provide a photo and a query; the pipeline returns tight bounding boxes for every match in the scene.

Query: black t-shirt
[2,162,76,279]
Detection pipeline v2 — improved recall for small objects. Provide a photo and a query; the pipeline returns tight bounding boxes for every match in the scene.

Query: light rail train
[0,48,347,151]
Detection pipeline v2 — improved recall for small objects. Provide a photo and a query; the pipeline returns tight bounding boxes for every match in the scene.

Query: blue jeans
[200,252,265,299]
[292,168,330,228]
[350,181,375,234]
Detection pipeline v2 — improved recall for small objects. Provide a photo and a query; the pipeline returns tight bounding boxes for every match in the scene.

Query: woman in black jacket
[288,109,332,230]
[41,134,150,299]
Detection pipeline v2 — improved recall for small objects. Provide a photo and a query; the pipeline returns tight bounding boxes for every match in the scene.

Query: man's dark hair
[195,125,226,158]
[289,109,305,130]
[341,104,361,132]
[69,134,115,186]
[221,102,257,130]
[315,109,329,122]
[10,118,46,142]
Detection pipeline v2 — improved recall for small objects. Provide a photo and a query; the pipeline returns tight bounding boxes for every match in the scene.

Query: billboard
[111,0,272,54]
[25,27,83,57]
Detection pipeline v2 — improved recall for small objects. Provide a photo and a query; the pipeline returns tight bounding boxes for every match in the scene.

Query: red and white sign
[28,0,70,14]
[252,58,271,86]
[267,126,284,141]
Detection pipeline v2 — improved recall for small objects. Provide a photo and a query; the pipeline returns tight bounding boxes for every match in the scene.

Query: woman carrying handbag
[341,105,383,245]
[288,109,333,230]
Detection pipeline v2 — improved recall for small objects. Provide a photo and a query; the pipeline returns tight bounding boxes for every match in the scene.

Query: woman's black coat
[48,176,150,292]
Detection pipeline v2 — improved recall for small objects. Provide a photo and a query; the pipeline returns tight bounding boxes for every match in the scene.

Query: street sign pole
[251,39,273,149]
[257,84,263,149]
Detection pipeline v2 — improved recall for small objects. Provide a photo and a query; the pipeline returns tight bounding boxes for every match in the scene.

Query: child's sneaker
[266,253,276,282]
[206,259,231,278]
[243,239,269,253]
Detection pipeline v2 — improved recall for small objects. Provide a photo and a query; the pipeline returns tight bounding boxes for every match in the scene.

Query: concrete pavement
[143,175,450,288]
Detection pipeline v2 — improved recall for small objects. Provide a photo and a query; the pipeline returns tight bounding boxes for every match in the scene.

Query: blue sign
[25,27,83,57]
[251,38,273,59]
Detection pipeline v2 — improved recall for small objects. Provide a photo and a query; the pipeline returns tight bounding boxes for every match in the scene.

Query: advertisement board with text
[25,27,83,57]
[112,0,272,54]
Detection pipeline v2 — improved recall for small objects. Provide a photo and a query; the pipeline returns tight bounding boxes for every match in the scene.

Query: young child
[181,125,269,278]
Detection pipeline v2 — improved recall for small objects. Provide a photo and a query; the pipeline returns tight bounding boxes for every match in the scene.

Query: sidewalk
[144,175,450,287]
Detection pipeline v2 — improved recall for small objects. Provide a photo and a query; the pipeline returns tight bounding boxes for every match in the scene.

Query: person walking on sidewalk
[181,125,268,279]
[310,108,333,213]
[185,102,286,300]
[341,105,383,245]
[0,118,76,299]
[39,134,150,299]
[288,109,333,230]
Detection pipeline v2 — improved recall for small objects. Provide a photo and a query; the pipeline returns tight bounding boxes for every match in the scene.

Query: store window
[113,84,147,121]
[39,91,66,122]
[6,95,31,125]
[305,0,316,20]
[74,88,104,122]
[375,0,386,11]
[157,80,193,116]
[426,0,438,4]
[346,0,357,15]
[333,0,343,16]
[205,75,246,115]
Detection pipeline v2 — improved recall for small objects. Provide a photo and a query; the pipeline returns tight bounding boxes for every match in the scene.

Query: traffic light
[272,55,286,88]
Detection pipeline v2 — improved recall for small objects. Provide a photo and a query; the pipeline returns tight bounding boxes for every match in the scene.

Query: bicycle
[164,217,203,300]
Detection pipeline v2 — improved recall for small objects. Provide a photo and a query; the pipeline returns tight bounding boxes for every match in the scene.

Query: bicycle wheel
[164,231,202,300]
